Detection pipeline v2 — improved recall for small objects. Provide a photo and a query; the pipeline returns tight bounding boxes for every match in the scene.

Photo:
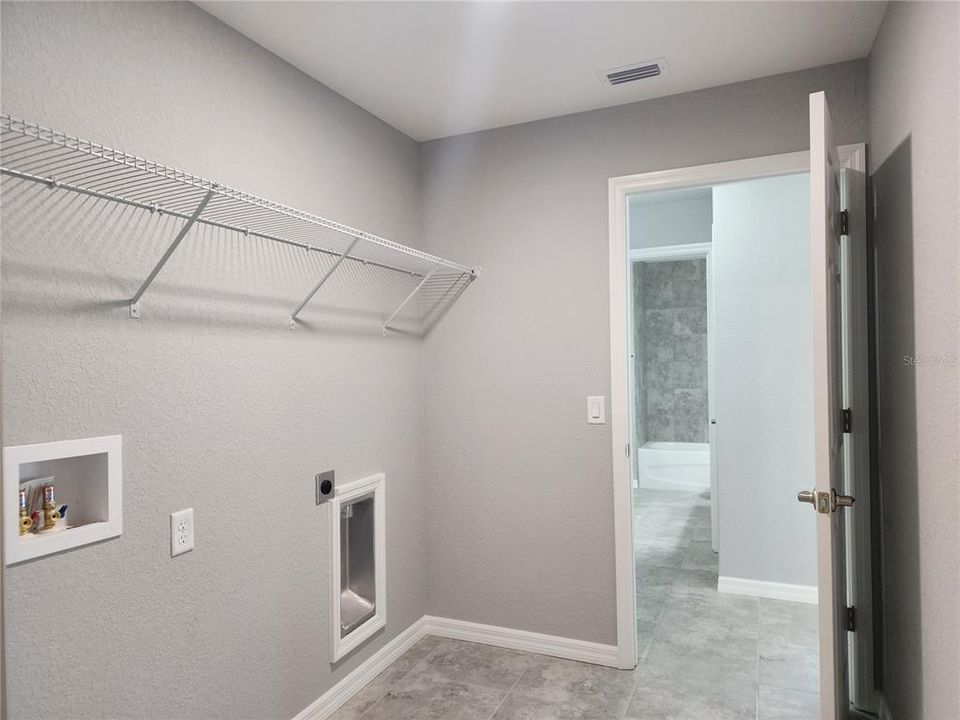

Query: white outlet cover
[170,508,194,557]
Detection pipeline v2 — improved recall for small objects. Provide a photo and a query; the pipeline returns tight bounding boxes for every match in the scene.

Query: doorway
[629,173,821,716]
[607,144,876,717]
[629,230,716,549]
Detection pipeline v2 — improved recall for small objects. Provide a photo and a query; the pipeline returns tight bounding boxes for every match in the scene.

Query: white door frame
[608,146,870,683]
[627,243,717,550]
[838,145,876,714]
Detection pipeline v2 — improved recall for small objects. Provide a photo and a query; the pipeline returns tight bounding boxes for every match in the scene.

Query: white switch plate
[587,396,606,424]
[170,508,194,557]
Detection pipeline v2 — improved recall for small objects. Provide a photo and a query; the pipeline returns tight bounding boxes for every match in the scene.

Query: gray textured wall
[635,260,708,444]
[868,3,960,718]
[420,61,869,644]
[0,2,903,714]
[1,3,428,719]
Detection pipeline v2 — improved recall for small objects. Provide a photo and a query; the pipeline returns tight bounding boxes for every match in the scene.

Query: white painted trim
[292,614,621,719]
[3,435,122,565]
[811,90,846,720]
[609,144,865,674]
[612,151,811,195]
[629,242,711,262]
[423,616,620,667]
[329,473,386,662]
[717,576,819,605]
[293,617,427,720]
[609,170,638,670]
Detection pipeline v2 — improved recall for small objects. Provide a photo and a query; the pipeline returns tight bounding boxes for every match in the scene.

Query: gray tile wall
[635,259,708,443]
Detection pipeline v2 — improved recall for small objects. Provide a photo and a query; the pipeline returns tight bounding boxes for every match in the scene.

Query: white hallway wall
[420,60,869,644]
[712,174,815,589]
[1,3,428,719]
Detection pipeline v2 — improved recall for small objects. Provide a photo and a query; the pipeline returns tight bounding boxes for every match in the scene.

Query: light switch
[587,396,606,424]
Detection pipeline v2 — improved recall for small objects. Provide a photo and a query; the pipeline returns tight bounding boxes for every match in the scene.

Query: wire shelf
[0,114,478,334]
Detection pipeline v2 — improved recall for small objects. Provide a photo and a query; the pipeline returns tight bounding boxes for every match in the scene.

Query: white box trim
[3,435,122,565]
[329,473,386,662]
[718,576,819,604]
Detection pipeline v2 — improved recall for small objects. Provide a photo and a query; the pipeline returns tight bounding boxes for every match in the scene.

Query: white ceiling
[198,1,887,142]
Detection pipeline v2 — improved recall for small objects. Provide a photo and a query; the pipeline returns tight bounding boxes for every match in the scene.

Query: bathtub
[636,441,710,491]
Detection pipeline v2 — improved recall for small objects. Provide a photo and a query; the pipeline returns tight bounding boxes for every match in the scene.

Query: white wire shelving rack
[0,114,478,334]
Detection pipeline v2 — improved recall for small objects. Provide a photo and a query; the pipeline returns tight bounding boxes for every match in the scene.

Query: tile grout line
[351,638,444,720]
[483,664,527,720]
[755,601,762,720]
[619,664,643,720]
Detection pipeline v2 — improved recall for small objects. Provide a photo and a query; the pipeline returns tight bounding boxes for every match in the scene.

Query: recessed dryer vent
[330,473,385,662]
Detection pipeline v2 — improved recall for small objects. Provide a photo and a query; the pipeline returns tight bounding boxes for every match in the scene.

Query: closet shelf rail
[0,114,479,334]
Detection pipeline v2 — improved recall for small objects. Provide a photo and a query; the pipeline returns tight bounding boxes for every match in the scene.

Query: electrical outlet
[170,508,194,557]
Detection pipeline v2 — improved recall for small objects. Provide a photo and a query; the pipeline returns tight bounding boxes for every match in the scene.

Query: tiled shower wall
[634,259,709,443]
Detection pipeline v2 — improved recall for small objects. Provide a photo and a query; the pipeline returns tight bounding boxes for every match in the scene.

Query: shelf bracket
[128,188,216,317]
[382,263,440,335]
[288,236,361,329]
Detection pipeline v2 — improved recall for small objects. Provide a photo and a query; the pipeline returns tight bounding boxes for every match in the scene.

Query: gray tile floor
[330,488,819,720]
[631,488,820,719]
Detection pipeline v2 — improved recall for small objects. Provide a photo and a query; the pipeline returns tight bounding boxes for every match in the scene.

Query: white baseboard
[423,616,620,667]
[292,615,620,719]
[717,576,819,604]
[293,617,427,720]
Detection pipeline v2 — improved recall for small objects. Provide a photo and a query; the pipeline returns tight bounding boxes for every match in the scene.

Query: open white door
[805,90,854,720]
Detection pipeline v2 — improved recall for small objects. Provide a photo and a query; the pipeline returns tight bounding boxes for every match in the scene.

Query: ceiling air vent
[601,59,667,86]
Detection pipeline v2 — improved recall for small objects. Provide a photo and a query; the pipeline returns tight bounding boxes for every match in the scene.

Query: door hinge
[846,605,856,632]
[840,209,850,236]
[842,408,852,434]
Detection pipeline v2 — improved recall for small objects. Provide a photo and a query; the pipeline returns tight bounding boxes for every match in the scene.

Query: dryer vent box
[330,473,385,661]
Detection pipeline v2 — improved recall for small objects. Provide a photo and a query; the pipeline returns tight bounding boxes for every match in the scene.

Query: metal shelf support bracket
[128,188,216,317]
[288,236,361,329]
[382,263,440,336]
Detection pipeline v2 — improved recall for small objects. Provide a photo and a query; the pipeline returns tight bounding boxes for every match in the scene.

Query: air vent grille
[607,63,661,85]
[600,59,667,87]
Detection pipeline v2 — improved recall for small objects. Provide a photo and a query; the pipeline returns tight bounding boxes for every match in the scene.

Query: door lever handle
[797,489,855,514]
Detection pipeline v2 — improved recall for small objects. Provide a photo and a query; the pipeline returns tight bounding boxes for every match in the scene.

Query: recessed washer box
[4,435,122,565]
